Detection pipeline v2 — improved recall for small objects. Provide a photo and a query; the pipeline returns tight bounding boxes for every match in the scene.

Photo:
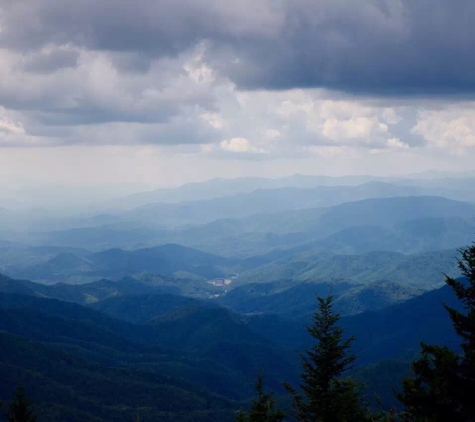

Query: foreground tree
[236,374,286,422]
[284,295,371,422]
[4,386,38,422]
[397,242,475,422]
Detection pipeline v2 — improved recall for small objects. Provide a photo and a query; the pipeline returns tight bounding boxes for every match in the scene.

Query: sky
[1,0,475,188]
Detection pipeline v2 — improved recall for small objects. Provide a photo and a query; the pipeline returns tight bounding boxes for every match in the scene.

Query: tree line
[238,242,475,422]
[4,242,475,422]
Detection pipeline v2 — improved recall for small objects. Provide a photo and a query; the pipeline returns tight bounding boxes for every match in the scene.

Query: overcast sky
[1,0,475,188]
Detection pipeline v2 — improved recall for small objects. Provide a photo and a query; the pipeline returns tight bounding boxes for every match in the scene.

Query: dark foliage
[236,374,286,422]
[284,295,371,422]
[3,386,37,422]
[397,243,475,422]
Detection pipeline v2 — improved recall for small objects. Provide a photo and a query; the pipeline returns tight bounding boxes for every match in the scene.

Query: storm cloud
[0,0,475,183]
[2,0,475,95]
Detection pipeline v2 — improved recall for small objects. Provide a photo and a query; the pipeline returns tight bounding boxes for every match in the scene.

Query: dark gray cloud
[109,52,154,74]
[1,0,474,95]
[21,49,79,74]
[215,0,475,96]
[0,45,216,128]
[0,0,253,55]
[1,0,475,157]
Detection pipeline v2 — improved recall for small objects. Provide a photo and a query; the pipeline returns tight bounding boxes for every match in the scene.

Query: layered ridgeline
[97,174,475,212]
[0,243,461,292]
[0,288,298,422]
[4,173,475,214]
[2,178,475,255]
[0,270,467,421]
[1,175,474,420]
[0,243,235,286]
[0,196,471,287]
[13,195,474,255]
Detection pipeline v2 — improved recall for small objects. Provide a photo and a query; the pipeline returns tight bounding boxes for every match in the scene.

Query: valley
[0,173,473,421]
[1,2,473,419]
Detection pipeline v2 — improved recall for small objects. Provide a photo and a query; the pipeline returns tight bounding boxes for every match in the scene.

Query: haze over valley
[2,0,475,420]
[1,171,474,420]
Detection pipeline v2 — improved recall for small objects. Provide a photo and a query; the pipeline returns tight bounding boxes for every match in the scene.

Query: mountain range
[0,271,465,420]
[1,174,474,421]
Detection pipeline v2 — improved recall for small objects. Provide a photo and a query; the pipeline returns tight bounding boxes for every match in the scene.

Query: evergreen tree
[397,242,475,422]
[284,295,371,422]
[4,386,38,422]
[236,374,286,422]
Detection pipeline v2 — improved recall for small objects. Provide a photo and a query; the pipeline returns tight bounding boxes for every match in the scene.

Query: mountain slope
[106,174,475,212]
[30,196,475,257]
[342,283,462,366]
[244,282,463,369]
[121,182,435,228]
[91,243,232,279]
[217,280,423,319]
[0,292,298,400]
[0,331,235,422]
[237,249,461,288]
[91,293,216,324]
[5,243,234,284]
[106,175,386,210]
[170,196,475,257]
[0,273,181,304]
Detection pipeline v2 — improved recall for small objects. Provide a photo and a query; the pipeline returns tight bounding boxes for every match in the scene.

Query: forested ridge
[1,242,474,421]
[1,0,474,414]
[2,183,475,421]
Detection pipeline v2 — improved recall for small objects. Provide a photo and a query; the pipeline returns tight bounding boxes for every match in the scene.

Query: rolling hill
[120,182,434,228]
[3,243,235,285]
[16,196,475,257]
[0,271,225,304]
[166,196,475,257]
[0,292,299,403]
[244,281,464,368]
[0,272,469,420]
[217,280,424,319]
[0,331,236,422]
[103,174,475,212]
[236,249,461,288]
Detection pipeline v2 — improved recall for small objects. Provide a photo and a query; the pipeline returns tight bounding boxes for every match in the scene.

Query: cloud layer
[3,0,475,94]
[0,0,474,181]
